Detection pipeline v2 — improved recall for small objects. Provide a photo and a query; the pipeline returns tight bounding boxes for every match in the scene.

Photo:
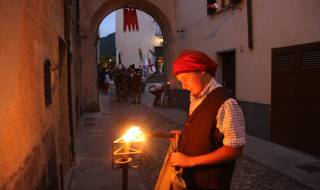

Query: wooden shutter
[272,42,320,156]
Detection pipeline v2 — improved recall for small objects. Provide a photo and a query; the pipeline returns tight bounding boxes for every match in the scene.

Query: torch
[112,126,145,190]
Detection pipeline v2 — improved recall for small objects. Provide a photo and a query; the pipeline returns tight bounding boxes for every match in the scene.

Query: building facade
[115,9,164,71]
[174,0,320,156]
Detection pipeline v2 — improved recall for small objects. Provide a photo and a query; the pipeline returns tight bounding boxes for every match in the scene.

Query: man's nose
[182,83,187,90]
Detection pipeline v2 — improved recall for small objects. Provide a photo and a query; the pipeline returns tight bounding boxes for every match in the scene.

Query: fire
[122,126,145,142]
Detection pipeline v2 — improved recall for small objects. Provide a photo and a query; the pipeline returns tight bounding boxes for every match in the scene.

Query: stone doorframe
[80,0,177,112]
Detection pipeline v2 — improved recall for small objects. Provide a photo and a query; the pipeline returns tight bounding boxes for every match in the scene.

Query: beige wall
[0,0,81,189]
[80,0,177,111]
[175,0,320,104]
[0,0,61,186]
[115,10,163,68]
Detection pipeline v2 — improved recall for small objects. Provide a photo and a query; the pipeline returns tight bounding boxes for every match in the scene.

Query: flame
[122,126,145,142]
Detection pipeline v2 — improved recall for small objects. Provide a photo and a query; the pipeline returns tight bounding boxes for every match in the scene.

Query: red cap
[173,49,218,76]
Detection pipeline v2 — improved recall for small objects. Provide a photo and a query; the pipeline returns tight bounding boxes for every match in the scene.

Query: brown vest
[178,87,236,189]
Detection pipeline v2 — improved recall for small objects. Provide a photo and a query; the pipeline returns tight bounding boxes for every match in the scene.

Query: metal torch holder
[112,137,143,190]
[112,137,143,169]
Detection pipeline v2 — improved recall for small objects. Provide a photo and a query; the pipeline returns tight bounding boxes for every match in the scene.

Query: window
[208,0,242,15]
[44,59,52,106]
[207,0,217,15]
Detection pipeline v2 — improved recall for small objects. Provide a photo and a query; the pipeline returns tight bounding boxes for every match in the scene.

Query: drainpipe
[247,0,253,49]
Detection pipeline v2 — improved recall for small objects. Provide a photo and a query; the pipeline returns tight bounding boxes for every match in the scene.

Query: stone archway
[80,0,177,112]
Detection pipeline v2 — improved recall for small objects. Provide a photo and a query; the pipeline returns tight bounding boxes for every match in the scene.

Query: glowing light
[122,126,145,142]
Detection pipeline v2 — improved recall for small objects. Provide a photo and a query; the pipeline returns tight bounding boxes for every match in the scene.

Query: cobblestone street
[70,92,315,190]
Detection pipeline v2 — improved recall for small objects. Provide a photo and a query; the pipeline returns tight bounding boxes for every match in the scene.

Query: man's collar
[191,77,215,100]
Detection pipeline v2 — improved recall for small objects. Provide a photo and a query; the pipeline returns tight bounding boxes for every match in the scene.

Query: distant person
[131,68,143,104]
[114,68,130,102]
[128,64,136,98]
[149,82,164,106]
[141,74,146,92]
[98,66,106,92]
[104,72,110,95]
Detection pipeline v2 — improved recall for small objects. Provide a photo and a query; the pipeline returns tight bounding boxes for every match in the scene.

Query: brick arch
[81,0,176,111]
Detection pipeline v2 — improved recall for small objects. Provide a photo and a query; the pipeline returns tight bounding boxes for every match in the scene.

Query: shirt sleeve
[216,98,246,148]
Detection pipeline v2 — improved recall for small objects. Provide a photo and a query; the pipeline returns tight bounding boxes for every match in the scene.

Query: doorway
[154,46,164,73]
[219,51,236,95]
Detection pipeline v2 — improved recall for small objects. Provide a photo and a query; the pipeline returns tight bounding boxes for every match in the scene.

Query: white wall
[175,0,320,104]
[115,9,162,68]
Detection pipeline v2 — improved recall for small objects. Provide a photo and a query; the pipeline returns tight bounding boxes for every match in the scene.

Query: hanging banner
[147,58,156,74]
[138,48,144,62]
[123,8,139,32]
[138,48,145,70]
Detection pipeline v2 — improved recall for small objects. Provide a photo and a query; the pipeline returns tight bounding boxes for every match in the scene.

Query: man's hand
[169,152,194,167]
[170,130,181,135]
[169,130,181,142]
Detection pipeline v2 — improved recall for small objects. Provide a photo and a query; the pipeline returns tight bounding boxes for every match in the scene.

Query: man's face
[176,72,205,96]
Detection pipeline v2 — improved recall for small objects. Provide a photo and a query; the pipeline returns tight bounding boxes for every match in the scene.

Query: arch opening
[97,9,166,81]
[81,0,175,111]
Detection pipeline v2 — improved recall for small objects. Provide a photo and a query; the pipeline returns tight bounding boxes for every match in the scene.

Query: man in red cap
[169,49,246,190]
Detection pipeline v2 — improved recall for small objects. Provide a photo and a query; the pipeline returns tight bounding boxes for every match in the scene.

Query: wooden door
[296,43,320,155]
[271,49,299,147]
[67,52,75,163]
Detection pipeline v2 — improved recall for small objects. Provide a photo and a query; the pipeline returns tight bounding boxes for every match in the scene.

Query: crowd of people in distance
[97,64,164,106]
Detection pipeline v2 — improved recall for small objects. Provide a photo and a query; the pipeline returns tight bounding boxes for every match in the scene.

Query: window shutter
[275,52,296,70]
[303,48,320,68]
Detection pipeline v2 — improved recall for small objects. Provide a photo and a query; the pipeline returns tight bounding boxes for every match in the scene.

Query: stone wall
[2,129,59,190]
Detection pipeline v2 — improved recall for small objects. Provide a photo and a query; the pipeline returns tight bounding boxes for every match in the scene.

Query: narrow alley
[1,1,320,190]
